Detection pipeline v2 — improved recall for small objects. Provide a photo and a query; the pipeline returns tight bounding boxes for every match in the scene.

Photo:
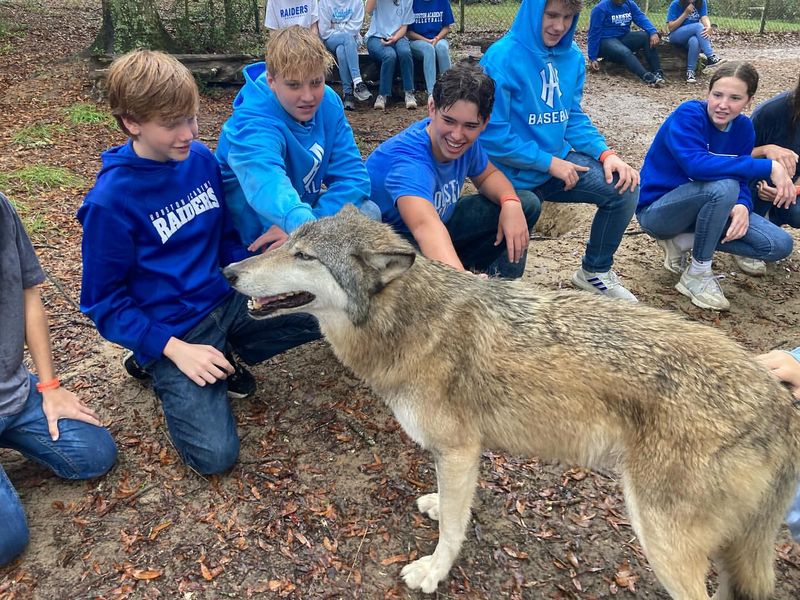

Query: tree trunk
[89,0,178,55]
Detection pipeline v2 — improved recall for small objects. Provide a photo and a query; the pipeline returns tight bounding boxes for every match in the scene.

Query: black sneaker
[705,54,726,68]
[122,351,151,381]
[343,93,355,111]
[642,72,663,88]
[353,81,372,102]
[225,357,257,399]
[654,70,666,85]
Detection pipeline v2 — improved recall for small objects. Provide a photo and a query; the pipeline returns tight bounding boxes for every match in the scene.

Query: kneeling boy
[78,50,320,475]
[366,63,540,278]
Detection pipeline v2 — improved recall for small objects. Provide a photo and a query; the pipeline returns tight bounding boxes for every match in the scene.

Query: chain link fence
[452,0,800,36]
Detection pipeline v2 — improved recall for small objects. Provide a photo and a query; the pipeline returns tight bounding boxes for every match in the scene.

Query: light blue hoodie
[215,62,371,245]
[480,0,608,189]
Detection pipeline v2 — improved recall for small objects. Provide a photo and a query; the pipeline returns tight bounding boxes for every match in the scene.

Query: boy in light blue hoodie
[216,26,377,252]
[480,0,640,301]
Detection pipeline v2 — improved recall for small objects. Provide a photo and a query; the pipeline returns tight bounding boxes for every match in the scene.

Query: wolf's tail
[714,458,799,600]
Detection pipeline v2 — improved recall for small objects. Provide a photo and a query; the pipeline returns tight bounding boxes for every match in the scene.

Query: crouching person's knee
[358,199,383,222]
[0,503,29,567]
[181,433,240,475]
[770,227,794,262]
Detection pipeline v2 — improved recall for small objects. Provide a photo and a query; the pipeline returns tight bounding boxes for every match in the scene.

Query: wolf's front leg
[401,446,481,594]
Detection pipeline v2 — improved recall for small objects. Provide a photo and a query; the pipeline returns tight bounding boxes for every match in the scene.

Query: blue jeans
[442,190,541,278]
[788,482,800,542]
[409,38,452,94]
[599,30,661,79]
[669,22,714,70]
[325,32,362,95]
[0,376,117,566]
[636,179,794,262]
[366,35,414,97]
[146,292,320,475]
[533,152,638,273]
[751,182,800,229]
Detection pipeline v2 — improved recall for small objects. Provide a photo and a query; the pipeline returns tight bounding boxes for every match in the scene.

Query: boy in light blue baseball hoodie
[480,0,640,301]
[216,26,377,252]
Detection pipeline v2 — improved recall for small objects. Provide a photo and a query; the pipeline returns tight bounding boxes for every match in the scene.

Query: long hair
[791,74,800,133]
[680,0,704,12]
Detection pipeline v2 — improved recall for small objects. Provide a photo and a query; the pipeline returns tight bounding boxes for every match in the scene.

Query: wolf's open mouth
[247,292,315,317]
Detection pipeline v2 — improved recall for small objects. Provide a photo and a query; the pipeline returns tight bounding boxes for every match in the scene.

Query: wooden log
[597,41,706,76]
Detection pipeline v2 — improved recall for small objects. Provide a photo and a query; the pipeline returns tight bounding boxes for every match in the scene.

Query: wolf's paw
[400,555,446,593]
[416,493,439,520]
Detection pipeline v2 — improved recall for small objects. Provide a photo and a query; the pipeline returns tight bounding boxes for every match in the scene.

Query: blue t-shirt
[667,0,707,29]
[366,119,488,232]
[409,0,455,39]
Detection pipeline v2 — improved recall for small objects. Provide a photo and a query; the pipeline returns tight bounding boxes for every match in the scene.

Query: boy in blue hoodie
[480,0,640,301]
[78,50,320,476]
[587,0,664,87]
[216,25,377,253]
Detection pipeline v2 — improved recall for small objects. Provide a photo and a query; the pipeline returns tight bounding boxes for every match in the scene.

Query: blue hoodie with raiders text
[78,141,250,365]
[479,0,608,189]
[215,62,371,245]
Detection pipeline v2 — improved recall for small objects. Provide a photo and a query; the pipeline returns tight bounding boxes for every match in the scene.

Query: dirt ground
[1,1,800,598]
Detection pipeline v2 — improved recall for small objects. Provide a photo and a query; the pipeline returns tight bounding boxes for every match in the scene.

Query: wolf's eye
[294,251,315,261]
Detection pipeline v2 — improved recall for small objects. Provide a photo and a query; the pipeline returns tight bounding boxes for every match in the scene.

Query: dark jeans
[599,30,661,79]
[147,293,320,475]
[404,190,541,278]
[534,151,639,273]
[750,180,800,229]
[636,179,794,262]
[0,376,117,566]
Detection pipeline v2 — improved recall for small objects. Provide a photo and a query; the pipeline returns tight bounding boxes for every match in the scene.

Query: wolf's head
[224,205,416,326]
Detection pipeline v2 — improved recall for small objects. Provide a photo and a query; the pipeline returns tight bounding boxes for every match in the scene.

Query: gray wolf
[224,205,800,599]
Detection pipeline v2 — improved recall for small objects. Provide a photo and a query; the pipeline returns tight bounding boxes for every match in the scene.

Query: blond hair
[106,49,199,136]
[266,26,334,80]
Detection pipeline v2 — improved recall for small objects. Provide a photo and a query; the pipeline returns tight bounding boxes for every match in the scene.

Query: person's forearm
[410,221,464,271]
[23,286,57,383]
[391,25,408,41]
[436,26,450,39]
[474,166,517,203]
[365,0,376,14]
[407,30,426,41]
[700,15,711,28]
[667,14,686,31]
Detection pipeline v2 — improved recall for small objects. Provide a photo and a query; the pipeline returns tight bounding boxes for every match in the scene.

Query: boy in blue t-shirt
[79,50,320,476]
[367,64,540,278]
[216,25,377,253]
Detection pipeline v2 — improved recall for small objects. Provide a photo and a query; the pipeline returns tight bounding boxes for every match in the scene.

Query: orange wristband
[599,149,617,163]
[500,194,521,205]
[795,184,800,196]
[36,377,60,392]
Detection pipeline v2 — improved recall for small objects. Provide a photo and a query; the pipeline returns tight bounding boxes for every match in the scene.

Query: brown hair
[708,61,759,99]
[106,50,199,137]
[546,0,583,14]
[432,63,495,122]
[266,25,334,80]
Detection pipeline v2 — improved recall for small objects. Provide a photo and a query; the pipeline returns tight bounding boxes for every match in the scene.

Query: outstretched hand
[756,350,800,400]
[163,338,234,387]
[248,224,289,253]
[41,387,102,441]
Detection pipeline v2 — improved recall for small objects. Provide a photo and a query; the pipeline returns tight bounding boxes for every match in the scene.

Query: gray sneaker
[656,237,690,275]
[675,270,730,311]
[373,94,386,110]
[734,255,766,276]
[353,81,372,102]
[571,268,638,302]
[405,91,418,109]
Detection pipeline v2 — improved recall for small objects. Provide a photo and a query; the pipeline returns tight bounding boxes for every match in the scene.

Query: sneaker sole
[705,59,726,69]
[674,281,730,311]
[354,92,372,102]
[226,389,252,400]
[734,262,766,277]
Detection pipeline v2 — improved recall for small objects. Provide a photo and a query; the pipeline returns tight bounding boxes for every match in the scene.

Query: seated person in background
[407,0,455,98]
[216,26,378,252]
[265,0,319,33]
[1,191,116,567]
[666,0,725,84]
[318,0,372,110]
[636,62,794,312]
[366,63,541,279]
[587,0,664,87]
[745,74,800,273]
[755,347,800,545]
[79,50,320,475]
[365,0,417,110]
[480,0,641,301]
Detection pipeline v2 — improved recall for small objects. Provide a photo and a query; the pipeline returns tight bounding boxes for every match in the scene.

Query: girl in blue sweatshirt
[637,62,795,311]
[666,0,725,83]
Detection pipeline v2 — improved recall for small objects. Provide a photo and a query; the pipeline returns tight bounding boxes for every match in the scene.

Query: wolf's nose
[223,268,238,286]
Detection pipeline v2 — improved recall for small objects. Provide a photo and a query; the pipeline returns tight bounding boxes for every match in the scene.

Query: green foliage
[67,103,115,126]
[5,197,48,236]
[11,123,66,148]
[0,165,84,193]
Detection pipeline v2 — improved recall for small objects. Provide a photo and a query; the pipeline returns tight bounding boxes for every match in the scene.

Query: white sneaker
[571,268,638,302]
[656,238,690,275]
[675,270,730,311]
[373,94,386,110]
[404,91,417,109]
[733,255,766,276]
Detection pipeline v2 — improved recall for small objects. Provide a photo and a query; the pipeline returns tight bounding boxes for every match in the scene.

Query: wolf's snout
[223,266,238,287]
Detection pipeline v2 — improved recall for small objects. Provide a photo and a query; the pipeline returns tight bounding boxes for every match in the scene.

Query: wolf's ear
[362,250,415,285]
